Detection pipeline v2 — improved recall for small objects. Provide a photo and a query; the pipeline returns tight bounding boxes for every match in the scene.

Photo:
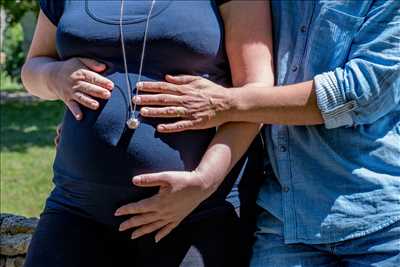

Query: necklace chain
[119,0,156,126]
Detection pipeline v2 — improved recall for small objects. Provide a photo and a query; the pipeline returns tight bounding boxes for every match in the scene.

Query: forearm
[230,80,324,125]
[176,0,270,193]
[21,57,59,100]
[195,121,261,195]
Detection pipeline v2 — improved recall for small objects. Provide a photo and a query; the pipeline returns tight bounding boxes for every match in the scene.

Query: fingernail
[107,83,114,90]
[141,108,148,114]
[158,125,166,131]
[133,96,141,104]
[132,176,141,185]
[119,225,125,231]
[114,209,121,216]
[136,82,143,89]
[75,113,82,120]
[155,236,160,243]
[131,233,138,240]
[104,91,111,98]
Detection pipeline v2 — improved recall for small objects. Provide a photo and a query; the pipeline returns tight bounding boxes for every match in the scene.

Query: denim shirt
[257,0,400,244]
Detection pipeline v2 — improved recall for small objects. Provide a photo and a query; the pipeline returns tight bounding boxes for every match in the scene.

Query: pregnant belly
[53,72,215,187]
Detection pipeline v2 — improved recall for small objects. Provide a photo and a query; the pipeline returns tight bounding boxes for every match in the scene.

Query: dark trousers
[238,133,269,265]
[24,205,241,267]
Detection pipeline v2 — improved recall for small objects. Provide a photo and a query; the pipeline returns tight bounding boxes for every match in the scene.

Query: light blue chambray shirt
[257,0,400,244]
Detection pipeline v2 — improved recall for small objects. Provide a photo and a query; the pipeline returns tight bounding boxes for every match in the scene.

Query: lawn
[1,100,65,217]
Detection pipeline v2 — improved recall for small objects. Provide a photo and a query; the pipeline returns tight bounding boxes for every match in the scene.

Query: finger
[75,68,114,90]
[119,212,160,231]
[71,91,99,110]
[54,135,60,146]
[54,124,62,146]
[140,107,189,118]
[165,74,199,85]
[132,172,173,187]
[157,119,203,133]
[155,222,178,243]
[136,81,180,95]
[132,94,183,106]
[131,220,168,240]
[65,100,82,120]
[78,57,107,73]
[74,81,112,99]
[115,197,157,216]
[56,124,62,135]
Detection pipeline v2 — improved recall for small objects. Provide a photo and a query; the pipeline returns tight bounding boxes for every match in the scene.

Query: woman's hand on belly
[134,75,234,133]
[46,57,114,120]
[114,170,214,242]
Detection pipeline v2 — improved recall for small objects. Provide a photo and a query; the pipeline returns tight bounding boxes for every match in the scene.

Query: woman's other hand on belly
[114,170,214,242]
[46,57,114,120]
[134,75,234,133]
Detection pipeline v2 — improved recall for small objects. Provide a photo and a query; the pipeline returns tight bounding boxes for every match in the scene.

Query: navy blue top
[40,0,242,226]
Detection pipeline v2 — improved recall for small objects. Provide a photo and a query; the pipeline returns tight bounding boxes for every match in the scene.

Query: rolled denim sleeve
[314,0,400,129]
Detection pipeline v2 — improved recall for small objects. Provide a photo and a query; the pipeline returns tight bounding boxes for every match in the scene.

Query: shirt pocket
[305,6,365,71]
[85,0,171,25]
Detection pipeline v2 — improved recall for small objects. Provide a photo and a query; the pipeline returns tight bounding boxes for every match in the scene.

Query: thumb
[165,74,199,85]
[132,172,174,187]
[78,57,107,73]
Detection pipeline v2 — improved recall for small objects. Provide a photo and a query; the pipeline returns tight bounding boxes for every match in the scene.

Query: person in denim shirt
[119,0,400,266]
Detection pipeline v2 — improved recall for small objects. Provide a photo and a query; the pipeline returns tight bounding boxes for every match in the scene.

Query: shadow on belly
[53,97,215,187]
[48,175,159,228]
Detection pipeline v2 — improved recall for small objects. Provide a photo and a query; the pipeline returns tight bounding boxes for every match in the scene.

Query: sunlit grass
[1,101,64,217]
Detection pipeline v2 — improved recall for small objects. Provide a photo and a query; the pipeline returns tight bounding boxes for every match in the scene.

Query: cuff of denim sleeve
[314,72,357,129]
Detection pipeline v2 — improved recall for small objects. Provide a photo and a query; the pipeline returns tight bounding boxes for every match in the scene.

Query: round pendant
[126,117,140,129]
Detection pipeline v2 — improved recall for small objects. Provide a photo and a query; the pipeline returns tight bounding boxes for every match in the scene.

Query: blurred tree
[0,0,39,25]
[2,22,24,80]
[1,0,39,83]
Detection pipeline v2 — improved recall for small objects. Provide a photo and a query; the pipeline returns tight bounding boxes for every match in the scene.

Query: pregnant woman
[21,0,273,266]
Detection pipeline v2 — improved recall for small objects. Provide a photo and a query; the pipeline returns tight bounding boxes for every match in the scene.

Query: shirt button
[300,25,307,33]
[291,65,298,72]
[282,186,290,193]
[279,145,287,152]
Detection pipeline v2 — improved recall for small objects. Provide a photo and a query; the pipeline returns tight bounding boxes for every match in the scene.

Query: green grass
[1,101,65,217]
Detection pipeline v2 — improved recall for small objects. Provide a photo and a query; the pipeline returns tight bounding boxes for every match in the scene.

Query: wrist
[192,169,220,200]
[42,62,62,100]
[228,87,245,122]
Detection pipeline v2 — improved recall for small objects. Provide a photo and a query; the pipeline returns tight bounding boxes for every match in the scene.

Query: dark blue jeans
[250,208,400,267]
[24,204,241,267]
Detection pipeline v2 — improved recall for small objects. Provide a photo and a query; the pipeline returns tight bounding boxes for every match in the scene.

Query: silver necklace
[119,0,156,129]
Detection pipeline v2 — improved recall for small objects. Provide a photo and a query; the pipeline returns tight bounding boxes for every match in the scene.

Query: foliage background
[1,0,38,24]
[1,0,39,83]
